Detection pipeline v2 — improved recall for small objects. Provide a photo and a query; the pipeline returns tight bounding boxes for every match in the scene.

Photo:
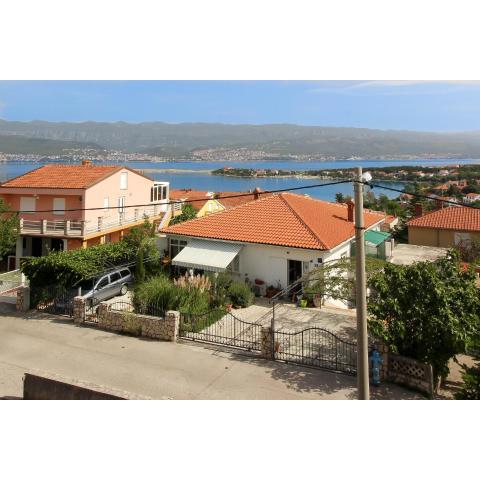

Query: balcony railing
[19,204,165,238]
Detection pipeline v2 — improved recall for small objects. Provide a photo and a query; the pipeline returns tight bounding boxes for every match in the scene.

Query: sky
[1,80,480,132]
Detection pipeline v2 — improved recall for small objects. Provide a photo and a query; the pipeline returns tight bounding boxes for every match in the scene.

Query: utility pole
[354,166,370,400]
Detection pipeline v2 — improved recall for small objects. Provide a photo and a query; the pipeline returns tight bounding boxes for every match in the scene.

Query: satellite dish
[362,172,373,182]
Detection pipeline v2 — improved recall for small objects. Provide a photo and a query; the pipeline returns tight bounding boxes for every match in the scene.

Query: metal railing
[19,205,164,237]
[274,327,357,374]
[180,309,262,351]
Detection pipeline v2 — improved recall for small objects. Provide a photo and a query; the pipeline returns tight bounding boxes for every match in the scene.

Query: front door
[287,260,303,293]
[31,237,42,257]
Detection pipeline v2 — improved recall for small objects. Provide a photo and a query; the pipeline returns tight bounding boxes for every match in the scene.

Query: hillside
[0,134,103,155]
[1,120,480,158]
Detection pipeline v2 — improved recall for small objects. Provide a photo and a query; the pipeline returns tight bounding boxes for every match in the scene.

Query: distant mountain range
[1,119,480,159]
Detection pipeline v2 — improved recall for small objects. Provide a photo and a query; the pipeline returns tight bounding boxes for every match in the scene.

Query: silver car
[78,267,133,306]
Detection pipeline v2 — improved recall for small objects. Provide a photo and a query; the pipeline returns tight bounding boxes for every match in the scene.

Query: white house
[161,193,386,306]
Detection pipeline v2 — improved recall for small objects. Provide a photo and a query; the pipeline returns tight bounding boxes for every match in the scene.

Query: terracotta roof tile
[162,193,385,251]
[0,164,122,189]
[407,206,480,232]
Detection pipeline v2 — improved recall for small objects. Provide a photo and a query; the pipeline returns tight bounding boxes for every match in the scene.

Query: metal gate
[31,285,75,317]
[274,327,357,374]
[180,309,261,352]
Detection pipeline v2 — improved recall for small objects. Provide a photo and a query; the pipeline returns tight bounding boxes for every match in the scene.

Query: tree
[302,257,386,306]
[169,204,198,225]
[135,248,146,283]
[368,251,480,385]
[335,192,345,203]
[123,217,160,276]
[0,198,20,259]
[456,346,480,399]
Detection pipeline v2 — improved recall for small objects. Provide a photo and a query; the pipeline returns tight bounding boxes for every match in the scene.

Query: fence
[30,284,75,316]
[179,309,262,351]
[271,327,358,375]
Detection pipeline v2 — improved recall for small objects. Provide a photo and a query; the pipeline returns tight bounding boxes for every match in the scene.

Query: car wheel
[120,284,128,296]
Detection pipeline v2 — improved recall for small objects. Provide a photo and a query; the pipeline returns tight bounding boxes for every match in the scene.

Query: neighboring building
[169,188,265,218]
[463,192,480,204]
[407,206,480,248]
[0,161,169,268]
[162,193,385,305]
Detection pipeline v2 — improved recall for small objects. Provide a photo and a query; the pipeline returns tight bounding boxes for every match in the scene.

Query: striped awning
[171,239,242,272]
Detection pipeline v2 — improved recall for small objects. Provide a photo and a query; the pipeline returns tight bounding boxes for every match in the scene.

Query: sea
[1,158,479,202]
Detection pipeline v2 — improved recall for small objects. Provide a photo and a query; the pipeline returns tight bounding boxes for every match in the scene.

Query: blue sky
[1,80,480,131]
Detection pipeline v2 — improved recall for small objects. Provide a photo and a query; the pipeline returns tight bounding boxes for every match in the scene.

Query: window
[169,238,187,258]
[118,196,126,213]
[53,198,65,215]
[96,276,109,290]
[120,269,131,278]
[20,197,36,212]
[151,184,168,202]
[110,272,121,283]
[120,172,128,190]
[103,196,109,210]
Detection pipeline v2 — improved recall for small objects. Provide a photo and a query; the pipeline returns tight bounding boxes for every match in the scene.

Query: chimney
[253,187,262,200]
[414,203,423,217]
[82,160,92,166]
[346,200,355,222]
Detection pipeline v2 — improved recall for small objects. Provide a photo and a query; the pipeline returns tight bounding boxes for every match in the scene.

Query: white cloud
[308,80,480,96]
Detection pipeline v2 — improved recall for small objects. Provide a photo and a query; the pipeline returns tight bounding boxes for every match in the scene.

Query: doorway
[31,237,42,257]
[288,259,303,286]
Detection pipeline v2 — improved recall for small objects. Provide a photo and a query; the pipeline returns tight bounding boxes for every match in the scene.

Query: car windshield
[76,278,97,293]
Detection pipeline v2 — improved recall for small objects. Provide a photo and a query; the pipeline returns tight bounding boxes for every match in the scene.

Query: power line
[3,180,352,214]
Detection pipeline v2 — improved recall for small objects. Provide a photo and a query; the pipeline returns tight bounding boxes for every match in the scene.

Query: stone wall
[16,286,30,312]
[97,303,179,342]
[387,353,434,398]
[260,326,274,359]
[73,296,86,324]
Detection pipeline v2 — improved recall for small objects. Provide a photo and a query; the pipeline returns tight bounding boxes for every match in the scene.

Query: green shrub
[227,281,254,308]
[21,241,136,288]
[133,274,210,314]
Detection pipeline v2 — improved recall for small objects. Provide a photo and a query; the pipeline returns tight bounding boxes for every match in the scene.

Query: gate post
[261,326,274,360]
[165,310,180,342]
[73,296,86,325]
[16,286,31,312]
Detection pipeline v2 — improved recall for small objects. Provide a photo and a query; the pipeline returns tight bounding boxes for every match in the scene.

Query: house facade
[162,193,386,306]
[169,188,264,219]
[0,161,169,268]
[407,206,480,248]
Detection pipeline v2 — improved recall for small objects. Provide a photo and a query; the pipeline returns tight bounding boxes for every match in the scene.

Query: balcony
[19,205,166,238]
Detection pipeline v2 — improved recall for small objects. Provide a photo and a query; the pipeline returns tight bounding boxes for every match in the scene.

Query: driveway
[0,310,421,400]
[232,298,357,341]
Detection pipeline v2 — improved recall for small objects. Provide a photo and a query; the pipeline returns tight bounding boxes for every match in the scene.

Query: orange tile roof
[169,189,214,210]
[162,193,385,250]
[217,190,266,208]
[0,164,122,189]
[407,206,480,232]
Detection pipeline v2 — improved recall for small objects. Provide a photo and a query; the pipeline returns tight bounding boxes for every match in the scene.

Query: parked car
[76,267,133,306]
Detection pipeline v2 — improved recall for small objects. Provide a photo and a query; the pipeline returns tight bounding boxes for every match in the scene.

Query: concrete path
[0,310,421,400]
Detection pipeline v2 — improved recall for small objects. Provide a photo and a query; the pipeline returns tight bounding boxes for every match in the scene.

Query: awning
[171,239,242,272]
[365,230,391,246]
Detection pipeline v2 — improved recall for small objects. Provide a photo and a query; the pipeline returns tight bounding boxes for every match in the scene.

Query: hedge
[21,241,137,288]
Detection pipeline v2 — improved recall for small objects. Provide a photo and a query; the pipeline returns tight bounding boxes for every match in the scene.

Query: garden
[20,218,256,327]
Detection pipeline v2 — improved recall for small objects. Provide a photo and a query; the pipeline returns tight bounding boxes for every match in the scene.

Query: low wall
[96,303,179,342]
[387,353,434,398]
[23,373,136,400]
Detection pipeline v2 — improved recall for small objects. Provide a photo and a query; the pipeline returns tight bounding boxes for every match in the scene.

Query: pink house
[0,161,170,268]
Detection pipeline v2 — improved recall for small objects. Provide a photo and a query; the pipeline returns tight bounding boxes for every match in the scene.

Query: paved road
[0,309,421,400]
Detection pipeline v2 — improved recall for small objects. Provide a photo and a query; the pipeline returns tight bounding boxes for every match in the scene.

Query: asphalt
[0,308,422,400]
